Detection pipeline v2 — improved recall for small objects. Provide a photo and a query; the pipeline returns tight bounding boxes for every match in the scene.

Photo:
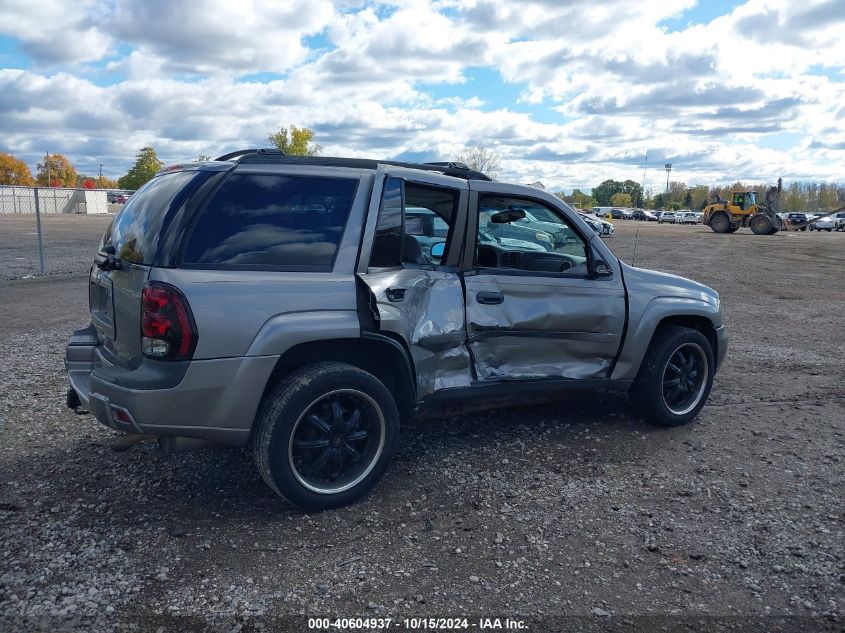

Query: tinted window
[369,178,403,268]
[101,171,203,265]
[368,180,459,269]
[183,174,357,269]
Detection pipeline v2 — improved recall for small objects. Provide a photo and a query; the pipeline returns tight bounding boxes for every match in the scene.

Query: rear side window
[182,173,357,270]
[101,171,203,265]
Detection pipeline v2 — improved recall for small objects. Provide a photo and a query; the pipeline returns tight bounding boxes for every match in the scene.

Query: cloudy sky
[1,0,843,192]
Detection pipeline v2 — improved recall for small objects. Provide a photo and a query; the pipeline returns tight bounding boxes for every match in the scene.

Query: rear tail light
[141,282,197,359]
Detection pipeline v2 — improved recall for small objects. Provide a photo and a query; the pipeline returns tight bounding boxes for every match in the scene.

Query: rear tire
[630,326,714,427]
[708,212,731,233]
[252,362,400,510]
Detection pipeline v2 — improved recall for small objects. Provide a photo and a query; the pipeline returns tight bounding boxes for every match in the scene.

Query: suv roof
[213,148,493,181]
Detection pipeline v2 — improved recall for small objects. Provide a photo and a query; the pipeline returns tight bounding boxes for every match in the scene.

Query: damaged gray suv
[66,149,727,510]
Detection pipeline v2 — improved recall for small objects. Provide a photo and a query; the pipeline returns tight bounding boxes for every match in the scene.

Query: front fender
[611,296,722,381]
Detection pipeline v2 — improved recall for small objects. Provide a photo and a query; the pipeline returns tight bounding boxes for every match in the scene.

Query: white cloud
[0,0,844,188]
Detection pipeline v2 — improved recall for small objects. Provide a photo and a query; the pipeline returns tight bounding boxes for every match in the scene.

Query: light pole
[98,163,103,182]
[664,163,672,194]
[641,152,648,208]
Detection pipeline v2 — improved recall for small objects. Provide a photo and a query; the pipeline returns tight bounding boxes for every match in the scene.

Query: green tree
[268,125,322,156]
[36,153,77,187]
[454,146,502,179]
[0,152,36,186]
[610,192,632,207]
[620,180,643,207]
[591,180,623,206]
[118,147,163,190]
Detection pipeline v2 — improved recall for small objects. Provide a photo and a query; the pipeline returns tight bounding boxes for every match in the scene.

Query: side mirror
[430,242,445,259]
[593,260,613,277]
[490,208,526,224]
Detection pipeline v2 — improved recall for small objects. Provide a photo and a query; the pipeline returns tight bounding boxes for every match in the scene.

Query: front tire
[252,362,400,510]
[749,214,773,235]
[630,326,715,427]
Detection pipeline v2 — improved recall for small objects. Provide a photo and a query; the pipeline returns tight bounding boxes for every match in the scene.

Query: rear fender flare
[246,310,361,357]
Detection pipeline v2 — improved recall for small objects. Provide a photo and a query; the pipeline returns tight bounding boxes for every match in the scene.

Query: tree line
[555,178,845,212]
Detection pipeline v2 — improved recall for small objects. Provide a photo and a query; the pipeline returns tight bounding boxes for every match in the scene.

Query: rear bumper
[65,324,278,446]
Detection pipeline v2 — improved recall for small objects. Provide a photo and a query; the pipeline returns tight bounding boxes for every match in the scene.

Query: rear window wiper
[96,244,122,271]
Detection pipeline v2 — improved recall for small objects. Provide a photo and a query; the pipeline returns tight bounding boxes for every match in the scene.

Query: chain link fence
[0,186,126,281]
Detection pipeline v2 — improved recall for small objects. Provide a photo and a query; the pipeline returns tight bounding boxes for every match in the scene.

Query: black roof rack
[212,149,492,181]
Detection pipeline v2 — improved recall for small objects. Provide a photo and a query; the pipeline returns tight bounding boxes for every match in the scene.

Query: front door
[463,183,626,382]
[357,167,472,398]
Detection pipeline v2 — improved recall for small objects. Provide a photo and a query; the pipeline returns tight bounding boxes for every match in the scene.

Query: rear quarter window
[182,173,358,270]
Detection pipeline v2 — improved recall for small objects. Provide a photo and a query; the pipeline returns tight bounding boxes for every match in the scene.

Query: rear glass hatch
[90,167,222,367]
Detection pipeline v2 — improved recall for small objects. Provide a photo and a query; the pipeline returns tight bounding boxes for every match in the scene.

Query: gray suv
[66,149,727,510]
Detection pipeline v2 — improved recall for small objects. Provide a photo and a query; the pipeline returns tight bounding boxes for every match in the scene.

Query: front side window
[475,196,589,276]
[182,173,357,270]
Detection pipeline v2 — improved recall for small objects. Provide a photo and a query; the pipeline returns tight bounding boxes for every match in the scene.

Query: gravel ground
[0,223,843,632]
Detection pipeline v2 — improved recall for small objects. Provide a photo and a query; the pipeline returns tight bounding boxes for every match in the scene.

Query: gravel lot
[0,223,843,632]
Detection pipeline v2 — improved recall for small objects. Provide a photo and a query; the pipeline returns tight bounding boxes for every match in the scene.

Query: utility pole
[98,163,103,182]
[664,163,672,194]
[641,152,648,208]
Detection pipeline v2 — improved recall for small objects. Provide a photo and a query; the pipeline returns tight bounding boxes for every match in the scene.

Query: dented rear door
[357,166,472,398]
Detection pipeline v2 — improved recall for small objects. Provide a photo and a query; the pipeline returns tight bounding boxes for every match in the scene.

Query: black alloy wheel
[289,389,385,494]
[661,343,709,416]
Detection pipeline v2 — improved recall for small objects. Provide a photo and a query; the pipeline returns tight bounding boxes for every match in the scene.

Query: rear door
[90,169,212,367]
[357,167,472,398]
[463,181,626,381]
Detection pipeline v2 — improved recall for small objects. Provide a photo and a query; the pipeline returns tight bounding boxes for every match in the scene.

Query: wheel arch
[257,335,417,428]
[611,298,721,381]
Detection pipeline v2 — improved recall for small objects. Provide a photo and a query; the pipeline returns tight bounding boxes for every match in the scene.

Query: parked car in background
[579,214,603,236]
[786,213,808,231]
[659,212,677,224]
[480,208,557,251]
[833,212,845,231]
[621,208,634,219]
[680,212,698,225]
[591,207,613,218]
[809,215,834,231]
[631,210,658,221]
[106,192,127,204]
[594,217,615,237]
[610,208,625,219]
[513,206,579,249]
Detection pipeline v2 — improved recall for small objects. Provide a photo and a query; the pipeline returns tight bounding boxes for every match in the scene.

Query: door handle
[386,287,406,302]
[476,291,504,305]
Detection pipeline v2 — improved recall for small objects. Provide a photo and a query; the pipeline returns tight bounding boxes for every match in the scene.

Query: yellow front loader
[702,188,785,235]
